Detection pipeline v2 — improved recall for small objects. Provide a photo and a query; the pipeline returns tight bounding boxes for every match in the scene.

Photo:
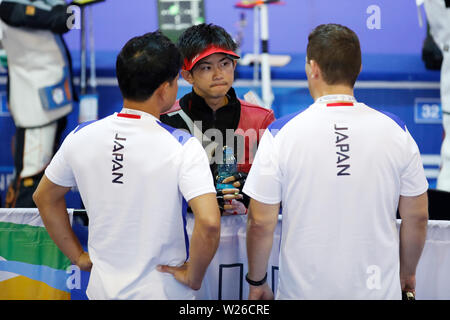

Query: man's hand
[158,193,220,291]
[401,274,416,295]
[217,188,242,213]
[218,172,248,215]
[75,251,92,272]
[222,172,248,189]
[248,283,274,300]
[157,262,201,290]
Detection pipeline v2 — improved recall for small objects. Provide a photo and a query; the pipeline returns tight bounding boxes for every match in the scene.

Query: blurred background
[0,0,444,208]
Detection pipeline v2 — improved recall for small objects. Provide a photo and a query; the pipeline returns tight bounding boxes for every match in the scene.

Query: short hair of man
[177,23,237,67]
[116,31,182,102]
[306,24,362,87]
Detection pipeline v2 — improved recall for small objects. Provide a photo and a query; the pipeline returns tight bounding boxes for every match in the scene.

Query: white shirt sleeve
[243,129,282,204]
[178,137,216,202]
[44,134,77,187]
[400,129,429,196]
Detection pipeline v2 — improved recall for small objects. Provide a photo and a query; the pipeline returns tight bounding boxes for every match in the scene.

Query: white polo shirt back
[45,108,215,299]
[243,95,428,300]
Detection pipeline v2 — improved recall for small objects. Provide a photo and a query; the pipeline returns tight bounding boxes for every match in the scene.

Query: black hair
[307,24,361,87]
[116,31,182,102]
[177,23,237,63]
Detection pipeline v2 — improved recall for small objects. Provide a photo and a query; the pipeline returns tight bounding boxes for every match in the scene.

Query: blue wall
[63,0,427,55]
[0,1,442,207]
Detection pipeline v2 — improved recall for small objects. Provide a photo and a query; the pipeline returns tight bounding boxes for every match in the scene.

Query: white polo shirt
[243,95,428,300]
[45,108,215,299]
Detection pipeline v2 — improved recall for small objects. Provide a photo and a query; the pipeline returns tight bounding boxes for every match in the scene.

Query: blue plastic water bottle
[216,146,237,190]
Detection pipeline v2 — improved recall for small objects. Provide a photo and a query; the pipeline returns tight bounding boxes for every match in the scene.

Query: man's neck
[193,88,228,112]
[312,84,355,101]
[122,99,160,119]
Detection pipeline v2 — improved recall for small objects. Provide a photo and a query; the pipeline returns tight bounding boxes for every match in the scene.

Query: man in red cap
[161,23,275,215]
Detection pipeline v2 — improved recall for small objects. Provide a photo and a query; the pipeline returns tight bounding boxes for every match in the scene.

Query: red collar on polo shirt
[117,113,141,119]
[326,102,355,107]
[316,94,357,107]
[117,108,160,121]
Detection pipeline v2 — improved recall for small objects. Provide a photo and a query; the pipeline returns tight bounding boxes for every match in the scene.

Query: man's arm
[158,193,220,290]
[33,175,92,271]
[246,198,279,300]
[398,191,428,294]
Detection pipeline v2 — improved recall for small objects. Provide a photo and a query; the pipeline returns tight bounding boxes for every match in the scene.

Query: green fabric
[0,222,70,271]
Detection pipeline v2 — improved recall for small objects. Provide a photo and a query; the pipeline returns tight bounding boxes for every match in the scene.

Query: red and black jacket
[160,88,275,174]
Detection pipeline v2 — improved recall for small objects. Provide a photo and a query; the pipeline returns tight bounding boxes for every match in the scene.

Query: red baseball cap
[182,45,240,71]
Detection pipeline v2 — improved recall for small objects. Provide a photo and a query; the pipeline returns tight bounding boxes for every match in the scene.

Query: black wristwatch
[245,272,267,286]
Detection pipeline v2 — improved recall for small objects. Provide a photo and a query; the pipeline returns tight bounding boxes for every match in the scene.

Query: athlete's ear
[181,70,194,85]
[156,81,170,101]
[309,60,321,80]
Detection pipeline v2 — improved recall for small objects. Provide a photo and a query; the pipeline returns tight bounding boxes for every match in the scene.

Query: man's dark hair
[177,23,237,62]
[307,24,361,87]
[116,31,182,102]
